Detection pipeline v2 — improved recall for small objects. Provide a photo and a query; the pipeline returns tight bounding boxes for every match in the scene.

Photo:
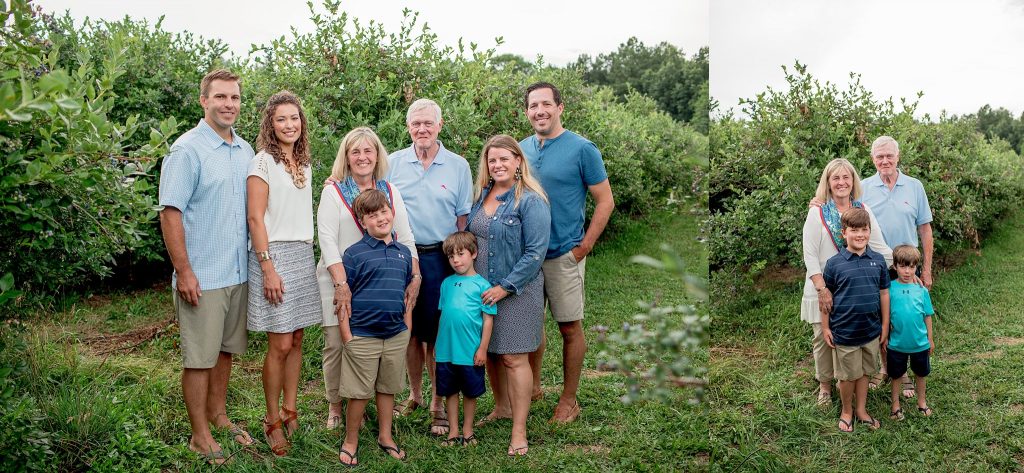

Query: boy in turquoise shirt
[436,231,496,447]
[881,245,936,421]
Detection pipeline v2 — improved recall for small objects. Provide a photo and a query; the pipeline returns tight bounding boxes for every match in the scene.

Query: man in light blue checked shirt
[158,69,255,464]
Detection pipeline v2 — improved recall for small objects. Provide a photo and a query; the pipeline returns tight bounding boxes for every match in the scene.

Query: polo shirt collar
[839,247,868,260]
[404,140,449,164]
[361,232,393,248]
[197,119,241,149]
[868,169,906,187]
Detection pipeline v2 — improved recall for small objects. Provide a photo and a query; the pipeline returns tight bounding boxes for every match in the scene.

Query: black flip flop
[338,445,359,468]
[857,416,880,430]
[377,441,407,461]
[838,417,854,433]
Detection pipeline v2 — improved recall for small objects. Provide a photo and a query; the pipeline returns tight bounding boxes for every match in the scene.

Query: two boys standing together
[819,207,936,432]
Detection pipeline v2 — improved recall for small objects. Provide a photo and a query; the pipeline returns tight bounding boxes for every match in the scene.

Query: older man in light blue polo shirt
[861,136,934,289]
[387,98,473,435]
[159,69,255,464]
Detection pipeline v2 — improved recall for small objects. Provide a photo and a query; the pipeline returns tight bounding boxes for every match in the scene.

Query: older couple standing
[159,70,613,463]
[802,136,934,406]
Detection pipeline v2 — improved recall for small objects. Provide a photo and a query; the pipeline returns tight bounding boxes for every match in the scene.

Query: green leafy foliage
[0,324,55,472]
[0,0,177,298]
[573,38,709,132]
[1,0,703,304]
[595,246,708,404]
[710,62,1024,311]
[967,104,1024,155]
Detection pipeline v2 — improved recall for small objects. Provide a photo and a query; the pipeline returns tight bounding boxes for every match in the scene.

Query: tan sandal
[280,406,299,438]
[263,417,290,456]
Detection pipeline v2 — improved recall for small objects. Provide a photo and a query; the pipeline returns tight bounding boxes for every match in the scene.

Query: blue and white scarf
[819,199,863,251]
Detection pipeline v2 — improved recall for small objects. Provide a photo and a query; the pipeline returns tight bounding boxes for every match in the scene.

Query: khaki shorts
[175,283,248,369]
[832,339,880,381]
[542,250,586,323]
[339,330,410,399]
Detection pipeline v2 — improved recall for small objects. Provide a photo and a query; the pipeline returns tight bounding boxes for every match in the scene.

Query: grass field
[709,213,1024,472]
[3,204,708,472]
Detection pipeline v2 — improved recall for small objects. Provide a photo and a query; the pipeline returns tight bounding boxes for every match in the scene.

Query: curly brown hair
[256,91,310,186]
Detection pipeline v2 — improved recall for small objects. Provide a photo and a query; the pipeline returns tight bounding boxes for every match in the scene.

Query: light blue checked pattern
[387,141,473,245]
[159,119,254,291]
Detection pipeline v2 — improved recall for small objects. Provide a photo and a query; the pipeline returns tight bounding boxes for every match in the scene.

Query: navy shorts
[436,361,486,398]
[886,348,930,379]
[411,249,452,344]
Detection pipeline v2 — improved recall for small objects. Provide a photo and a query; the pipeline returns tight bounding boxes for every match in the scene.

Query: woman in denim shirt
[466,134,550,456]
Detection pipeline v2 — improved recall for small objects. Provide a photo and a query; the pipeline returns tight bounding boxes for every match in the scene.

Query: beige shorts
[542,250,586,323]
[832,339,880,381]
[175,283,248,369]
[339,330,410,399]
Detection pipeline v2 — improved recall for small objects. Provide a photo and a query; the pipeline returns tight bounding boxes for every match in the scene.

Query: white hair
[871,135,899,156]
[406,98,442,124]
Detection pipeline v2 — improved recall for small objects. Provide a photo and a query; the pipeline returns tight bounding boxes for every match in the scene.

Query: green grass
[709,213,1024,472]
[5,203,708,472]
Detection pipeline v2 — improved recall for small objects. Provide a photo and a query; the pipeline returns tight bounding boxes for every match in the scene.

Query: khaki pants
[323,325,344,404]
[811,323,833,384]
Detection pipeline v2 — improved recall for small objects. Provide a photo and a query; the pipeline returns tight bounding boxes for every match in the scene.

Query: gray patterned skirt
[247,241,322,333]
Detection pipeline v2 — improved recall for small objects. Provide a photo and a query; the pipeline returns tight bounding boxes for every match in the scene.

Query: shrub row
[709,63,1024,309]
[1,0,705,300]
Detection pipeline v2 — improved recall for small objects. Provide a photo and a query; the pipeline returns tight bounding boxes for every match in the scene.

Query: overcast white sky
[711,0,1024,119]
[36,0,708,66]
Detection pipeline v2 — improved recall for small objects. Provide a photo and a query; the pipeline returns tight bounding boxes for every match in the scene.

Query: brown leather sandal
[263,417,290,456]
[280,407,299,438]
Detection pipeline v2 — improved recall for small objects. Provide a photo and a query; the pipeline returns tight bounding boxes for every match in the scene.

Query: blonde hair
[814,158,862,203]
[331,127,389,181]
[474,135,548,206]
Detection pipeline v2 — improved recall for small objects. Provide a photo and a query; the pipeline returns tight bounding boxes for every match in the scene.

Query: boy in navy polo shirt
[338,189,414,465]
[435,231,496,447]
[882,245,935,421]
[821,207,890,432]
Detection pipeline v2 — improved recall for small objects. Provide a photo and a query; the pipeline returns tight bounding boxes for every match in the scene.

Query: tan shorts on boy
[174,283,248,369]
[339,330,410,399]
[542,250,587,323]
[831,339,880,381]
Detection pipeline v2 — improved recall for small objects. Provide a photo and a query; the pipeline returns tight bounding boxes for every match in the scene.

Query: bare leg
[426,343,441,412]
[553,320,585,421]
[340,398,367,465]
[916,376,929,411]
[206,352,251,444]
[183,368,221,454]
[502,353,532,453]
[376,393,405,459]
[529,332,545,399]
[207,351,232,423]
[445,394,461,441]
[263,333,292,445]
[404,335,425,405]
[463,397,477,440]
[479,353,512,422]
[890,378,902,416]
[854,376,877,427]
[837,379,854,431]
[282,330,304,434]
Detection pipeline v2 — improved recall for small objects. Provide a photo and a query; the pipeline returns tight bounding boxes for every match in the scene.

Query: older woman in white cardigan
[316,127,419,429]
[802,158,892,406]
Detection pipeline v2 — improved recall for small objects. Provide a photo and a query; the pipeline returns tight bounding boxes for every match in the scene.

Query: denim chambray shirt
[467,186,550,294]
